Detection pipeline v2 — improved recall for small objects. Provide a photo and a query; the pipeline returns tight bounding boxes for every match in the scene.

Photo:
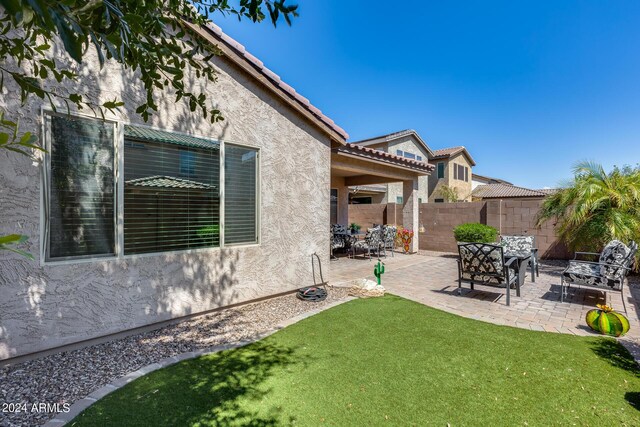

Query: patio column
[402,178,419,253]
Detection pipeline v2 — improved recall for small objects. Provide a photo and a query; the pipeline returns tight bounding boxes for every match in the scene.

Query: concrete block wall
[349,199,571,259]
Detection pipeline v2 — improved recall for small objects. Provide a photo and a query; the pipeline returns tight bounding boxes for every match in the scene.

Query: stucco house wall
[428,153,473,202]
[356,135,430,204]
[0,35,332,360]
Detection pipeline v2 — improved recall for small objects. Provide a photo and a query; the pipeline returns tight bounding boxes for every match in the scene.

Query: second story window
[437,162,445,179]
[453,164,469,182]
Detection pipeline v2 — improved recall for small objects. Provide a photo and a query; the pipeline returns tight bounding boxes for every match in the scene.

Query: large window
[43,114,260,261]
[45,114,116,260]
[454,164,469,182]
[224,144,258,245]
[123,126,221,254]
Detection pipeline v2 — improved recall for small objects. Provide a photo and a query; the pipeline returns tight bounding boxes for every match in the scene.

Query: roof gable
[431,146,476,166]
[351,129,434,157]
[185,21,348,143]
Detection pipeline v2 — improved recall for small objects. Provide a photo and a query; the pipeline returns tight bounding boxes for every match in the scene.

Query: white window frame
[40,110,261,265]
[40,111,120,264]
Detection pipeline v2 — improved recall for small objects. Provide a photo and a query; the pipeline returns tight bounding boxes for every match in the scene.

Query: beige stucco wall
[0,38,332,360]
[428,153,473,202]
[330,175,349,225]
[360,136,430,204]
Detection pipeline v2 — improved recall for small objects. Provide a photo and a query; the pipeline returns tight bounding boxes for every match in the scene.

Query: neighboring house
[350,130,433,205]
[428,146,476,203]
[471,173,513,190]
[0,22,349,361]
[472,183,553,201]
[349,130,477,205]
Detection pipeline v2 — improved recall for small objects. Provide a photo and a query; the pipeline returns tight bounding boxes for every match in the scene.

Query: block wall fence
[348,199,571,259]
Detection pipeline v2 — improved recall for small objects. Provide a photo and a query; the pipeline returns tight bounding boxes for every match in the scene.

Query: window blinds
[47,115,116,260]
[224,144,258,245]
[123,126,221,255]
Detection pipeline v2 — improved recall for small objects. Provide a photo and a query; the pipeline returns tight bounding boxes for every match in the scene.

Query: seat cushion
[459,244,504,275]
[599,240,632,280]
[563,261,621,290]
[501,236,534,254]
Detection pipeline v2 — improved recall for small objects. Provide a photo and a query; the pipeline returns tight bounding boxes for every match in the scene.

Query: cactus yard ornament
[398,228,415,254]
[374,259,385,285]
[585,304,630,337]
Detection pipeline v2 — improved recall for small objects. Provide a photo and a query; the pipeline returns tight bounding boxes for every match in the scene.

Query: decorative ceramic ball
[585,304,630,337]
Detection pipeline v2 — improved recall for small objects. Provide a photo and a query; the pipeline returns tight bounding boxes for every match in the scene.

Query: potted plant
[349,223,361,234]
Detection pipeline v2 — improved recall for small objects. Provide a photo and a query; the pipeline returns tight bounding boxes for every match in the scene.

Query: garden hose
[297,286,328,302]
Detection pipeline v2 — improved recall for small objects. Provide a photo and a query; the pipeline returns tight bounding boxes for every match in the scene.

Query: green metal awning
[124,125,220,150]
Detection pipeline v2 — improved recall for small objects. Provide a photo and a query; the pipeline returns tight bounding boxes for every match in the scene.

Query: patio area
[329,251,640,344]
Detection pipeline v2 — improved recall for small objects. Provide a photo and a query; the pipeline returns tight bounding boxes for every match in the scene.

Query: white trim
[115,122,125,257]
[219,139,225,248]
[223,142,261,247]
[41,110,119,264]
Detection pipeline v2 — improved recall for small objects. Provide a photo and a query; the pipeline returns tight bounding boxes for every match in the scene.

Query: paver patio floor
[328,251,640,345]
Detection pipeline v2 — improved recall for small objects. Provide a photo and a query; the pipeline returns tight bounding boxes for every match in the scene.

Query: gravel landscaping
[0,287,351,427]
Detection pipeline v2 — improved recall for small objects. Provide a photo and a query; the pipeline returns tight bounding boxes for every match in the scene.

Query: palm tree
[536,161,640,251]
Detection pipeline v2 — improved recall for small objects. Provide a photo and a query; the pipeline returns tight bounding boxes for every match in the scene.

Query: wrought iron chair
[382,225,397,257]
[330,224,347,259]
[561,240,637,303]
[457,242,525,306]
[351,226,384,260]
[500,235,539,279]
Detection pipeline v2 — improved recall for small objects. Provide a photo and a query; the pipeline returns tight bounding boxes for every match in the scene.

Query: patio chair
[382,225,397,257]
[561,240,637,303]
[457,242,526,306]
[330,224,347,259]
[351,226,384,260]
[500,235,539,279]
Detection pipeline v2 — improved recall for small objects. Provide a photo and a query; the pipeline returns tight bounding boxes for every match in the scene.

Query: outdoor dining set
[456,237,637,306]
[331,224,397,260]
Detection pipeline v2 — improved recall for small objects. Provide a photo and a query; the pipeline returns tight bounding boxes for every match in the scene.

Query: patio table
[504,251,534,286]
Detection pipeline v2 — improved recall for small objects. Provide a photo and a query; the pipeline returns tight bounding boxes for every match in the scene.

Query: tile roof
[352,129,434,157]
[125,176,216,190]
[472,183,548,199]
[471,173,513,185]
[431,146,476,166]
[197,22,349,141]
[125,125,220,150]
[334,143,435,173]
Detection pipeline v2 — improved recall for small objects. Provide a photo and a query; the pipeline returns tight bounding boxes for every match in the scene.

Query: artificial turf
[70,295,640,426]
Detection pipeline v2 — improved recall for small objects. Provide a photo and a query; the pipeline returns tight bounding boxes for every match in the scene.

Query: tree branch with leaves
[0,0,299,258]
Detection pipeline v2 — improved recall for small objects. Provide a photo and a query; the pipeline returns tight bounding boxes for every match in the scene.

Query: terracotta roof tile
[472,184,547,199]
[431,146,476,166]
[334,143,435,173]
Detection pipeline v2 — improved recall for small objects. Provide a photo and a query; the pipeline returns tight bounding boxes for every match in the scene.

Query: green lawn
[70,295,640,426]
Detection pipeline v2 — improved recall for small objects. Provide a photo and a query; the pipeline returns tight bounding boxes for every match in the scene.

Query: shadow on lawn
[178,341,299,427]
[590,339,640,412]
[590,339,640,375]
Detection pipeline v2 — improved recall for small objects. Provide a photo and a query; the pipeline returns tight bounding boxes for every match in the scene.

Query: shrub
[453,223,497,243]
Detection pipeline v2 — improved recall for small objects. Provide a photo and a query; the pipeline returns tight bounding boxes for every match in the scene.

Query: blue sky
[214,1,640,189]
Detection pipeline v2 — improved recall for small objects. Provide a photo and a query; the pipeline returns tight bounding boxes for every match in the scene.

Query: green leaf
[0,234,28,245]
